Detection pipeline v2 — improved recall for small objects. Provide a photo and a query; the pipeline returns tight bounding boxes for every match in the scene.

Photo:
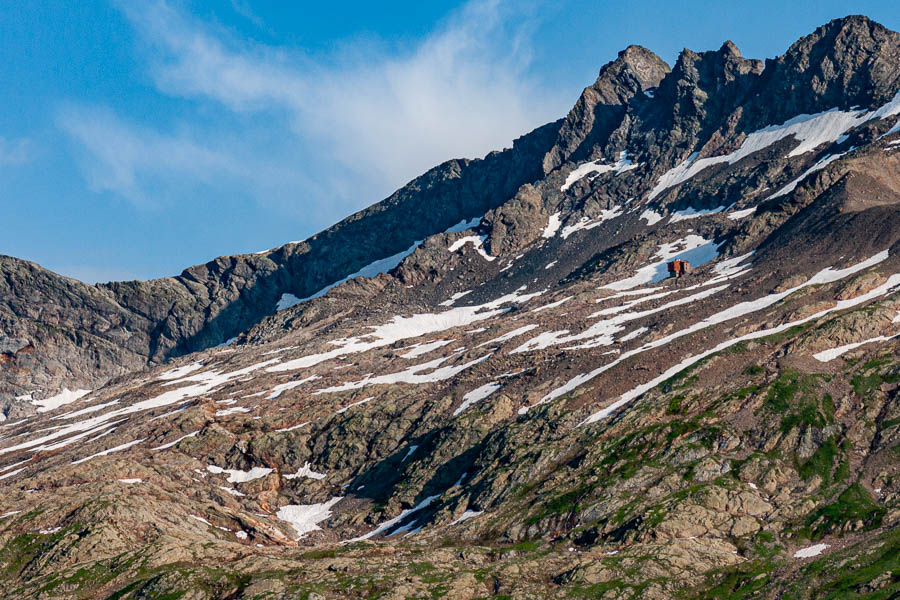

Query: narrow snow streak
[453,383,501,416]
[648,91,900,200]
[346,495,440,542]
[569,252,896,425]
[813,334,898,362]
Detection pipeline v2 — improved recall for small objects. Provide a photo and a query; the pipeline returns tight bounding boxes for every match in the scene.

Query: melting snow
[449,235,496,261]
[151,430,199,451]
[648,92,900,200]
[669,206,725,223]
[728,207,756,220]
[813,335,898,362]
[347,495,440,542]
[207,465,273,483]
[619,327,648,342]
[400,340,454,358]
[276,294,302,311]
[284,462,327,480]
[277,497,343,539]
[640,209,663,226]
[274,421,309,433]
[0,467,27,480]
[335,396,375,414]
[32,389,90,413]
[793,543,829,558]
[215,407,250,417]
[282,241,424,309]
[267,375,321,399]
[72,438,145,465]
[453,383,502,416]
[571,251,897,424]
[477,324,539,347]
[158,362,204,380]
[542,213,562,238]
[601,236,720,291]
[531,296,573,313]
[560,152,638,192]
[766,152,847,200]
[438,290,472,307]
[560,206,624,239]
[445,217,481,233]
[268,288,541,373]
[402,445,419,462]
[450,510,483,525]
[315,354,490,394]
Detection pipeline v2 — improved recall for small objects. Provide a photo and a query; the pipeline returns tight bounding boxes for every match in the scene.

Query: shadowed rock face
[1,16,900,598]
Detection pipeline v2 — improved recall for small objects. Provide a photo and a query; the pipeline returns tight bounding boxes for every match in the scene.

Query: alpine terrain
[3,14,900,599]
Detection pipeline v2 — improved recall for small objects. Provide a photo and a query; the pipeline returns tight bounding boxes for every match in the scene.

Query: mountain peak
[757,14,900,119]
[541,45,669,171]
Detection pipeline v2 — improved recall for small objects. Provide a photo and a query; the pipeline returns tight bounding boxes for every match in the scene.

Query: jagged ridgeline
[2,14,900,599]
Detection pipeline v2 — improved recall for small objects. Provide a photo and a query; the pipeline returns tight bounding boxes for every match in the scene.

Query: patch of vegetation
[804,483,885,539]
[666,395,686,415]
[757,323,813,346]
[566,580,633,598]
[691,560,778,600]
[798,438,839,485]
[800,530,900,599]
[493,540,540,554]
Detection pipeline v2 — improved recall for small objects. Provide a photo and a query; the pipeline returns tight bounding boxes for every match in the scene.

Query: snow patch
[450,510,483,525]
[284,462,327,480]
[32,389,90,413]
[151,430,199,451]
[648,92,900,200]
[793,543,829,558]
[267,375,321,399]
[346,495,439,542]
[813,335,898,362]
[561,152,638,192]
[669,206,725,223]
[449,235,496,261]
[601,235,720,291]
[639,209,663,226]
[728,207,756,220]
[542,212,562,238]
[207,465,273,483]
[277,497,343,539]
[72,438,145,465]
[560,206,623,239]
[400,340,454,358]
[453,383,501,416]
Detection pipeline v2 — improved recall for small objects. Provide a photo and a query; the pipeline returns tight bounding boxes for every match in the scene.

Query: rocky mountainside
[2,14,900,599]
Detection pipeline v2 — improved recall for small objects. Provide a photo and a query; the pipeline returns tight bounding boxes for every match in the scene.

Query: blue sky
[2,1,898,282]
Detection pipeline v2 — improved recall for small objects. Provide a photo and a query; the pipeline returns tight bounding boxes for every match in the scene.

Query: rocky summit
[2,14,900,599]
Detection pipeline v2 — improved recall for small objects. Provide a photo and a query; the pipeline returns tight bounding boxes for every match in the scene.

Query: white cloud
[56,103,338,218]
[0,136,32,166]
[76,0,565,217]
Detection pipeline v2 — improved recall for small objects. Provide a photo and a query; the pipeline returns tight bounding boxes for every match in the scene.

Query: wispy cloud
[56,103,335,217]
[0,136,33,166]
[61,0,566,222]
